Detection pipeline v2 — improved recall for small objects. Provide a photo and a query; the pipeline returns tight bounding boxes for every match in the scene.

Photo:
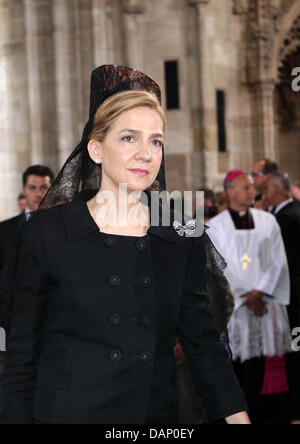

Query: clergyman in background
[207,170,291,424]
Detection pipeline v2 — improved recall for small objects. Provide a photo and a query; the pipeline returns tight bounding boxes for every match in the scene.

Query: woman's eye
[151,139,163,148]
[122,135,135,143]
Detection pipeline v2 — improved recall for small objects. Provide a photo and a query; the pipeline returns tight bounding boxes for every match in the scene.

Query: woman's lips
[129,169,149,177]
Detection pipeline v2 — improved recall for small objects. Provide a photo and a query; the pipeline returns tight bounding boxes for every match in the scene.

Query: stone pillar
[0,0,31,219]
[24,0,57,170]
[92,0,111,66]
[252,80,276,160]
[74,0,94,125]
[53,0,80,167]
[188,0,210,187]
[122,0,145,70]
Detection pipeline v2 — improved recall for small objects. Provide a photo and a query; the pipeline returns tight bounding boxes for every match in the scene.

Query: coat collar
[62,190,183,244]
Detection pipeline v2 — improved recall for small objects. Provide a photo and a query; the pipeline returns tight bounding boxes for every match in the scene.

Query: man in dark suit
[0,165,54,422]
[265,171,300,421]
[0,165,55,330]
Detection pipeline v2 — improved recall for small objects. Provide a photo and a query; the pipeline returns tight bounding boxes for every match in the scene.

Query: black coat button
[140,314,151,326]
[104,237,116,247]
[110,349,122,362]
[140,275,152,287]
[139,352,152,362]
[107,274,121,287]
[110,313,121,326]
[136,239,147,252]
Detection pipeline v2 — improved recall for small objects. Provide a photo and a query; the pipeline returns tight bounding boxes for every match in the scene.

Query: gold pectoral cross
[240,252,252,271]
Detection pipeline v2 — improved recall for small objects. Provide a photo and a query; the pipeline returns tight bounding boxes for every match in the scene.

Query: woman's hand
[225,412,251,424]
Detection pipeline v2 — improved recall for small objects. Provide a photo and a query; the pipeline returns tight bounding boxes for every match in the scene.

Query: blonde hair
[89,90,167,143]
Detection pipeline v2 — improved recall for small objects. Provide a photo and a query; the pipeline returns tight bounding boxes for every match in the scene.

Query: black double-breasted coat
[3,191,246,424]
[0,214,26,330]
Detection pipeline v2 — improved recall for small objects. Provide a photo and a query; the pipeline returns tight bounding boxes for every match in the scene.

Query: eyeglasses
[251,172,264,178]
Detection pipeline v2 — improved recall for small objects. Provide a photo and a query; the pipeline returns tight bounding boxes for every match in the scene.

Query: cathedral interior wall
[0,0,299,219]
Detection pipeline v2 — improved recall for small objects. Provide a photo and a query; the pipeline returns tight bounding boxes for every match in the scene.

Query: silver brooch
[173,220,196,237]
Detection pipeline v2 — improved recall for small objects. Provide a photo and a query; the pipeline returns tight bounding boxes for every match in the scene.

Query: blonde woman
[3,66,249,425]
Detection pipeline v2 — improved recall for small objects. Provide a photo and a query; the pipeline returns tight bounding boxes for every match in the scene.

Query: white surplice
[207,209,291,362]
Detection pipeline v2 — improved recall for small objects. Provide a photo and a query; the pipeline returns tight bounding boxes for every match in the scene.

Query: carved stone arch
[273,2,300,180]
[270,0,300,82]
[277,14,300,77]
[242,0,300,161]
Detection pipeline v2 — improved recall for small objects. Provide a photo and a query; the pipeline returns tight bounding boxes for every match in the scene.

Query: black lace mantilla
[39,66,165,211]
[203,232,234,357]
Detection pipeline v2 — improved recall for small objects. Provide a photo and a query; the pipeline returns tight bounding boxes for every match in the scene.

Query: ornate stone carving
[278,0,298,21]
[279,13,300,62]
[244,0,299,83]
[122,0,145,14]
[241,0,299,161]
[275,48,300,130]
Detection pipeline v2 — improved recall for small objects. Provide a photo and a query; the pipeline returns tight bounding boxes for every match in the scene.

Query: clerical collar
[228,207,255,230]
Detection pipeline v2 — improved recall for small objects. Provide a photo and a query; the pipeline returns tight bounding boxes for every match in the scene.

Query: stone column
[0,0,31,219]
[24,0,57,170]
[122,0,145,70]
[252,80,276,160]
[188,0,210,187]
[53,0,80,167]
[74,0,94,125]
[92,0,111,66]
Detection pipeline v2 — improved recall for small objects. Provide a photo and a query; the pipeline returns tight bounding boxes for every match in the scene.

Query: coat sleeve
[177,234,247,424]
[0,226,5,328]
[0,225,22,332]
[2,215,54,424]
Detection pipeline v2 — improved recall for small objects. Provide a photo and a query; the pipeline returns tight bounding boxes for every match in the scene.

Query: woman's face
[89,106,164,193]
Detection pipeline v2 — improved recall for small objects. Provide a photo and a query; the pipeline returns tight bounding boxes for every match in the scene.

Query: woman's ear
[87,139,102,165]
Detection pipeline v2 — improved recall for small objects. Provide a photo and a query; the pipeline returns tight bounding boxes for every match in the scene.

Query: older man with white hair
[265,171,300,421]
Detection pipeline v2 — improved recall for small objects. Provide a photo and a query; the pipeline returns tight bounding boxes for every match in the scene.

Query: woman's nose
[136,142,152,161]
